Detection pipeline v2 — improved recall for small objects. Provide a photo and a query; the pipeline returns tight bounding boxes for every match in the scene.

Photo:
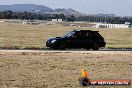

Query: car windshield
[63,31,75,37]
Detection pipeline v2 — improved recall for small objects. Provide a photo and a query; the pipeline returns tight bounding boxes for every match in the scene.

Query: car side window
[70,32,78,39]
[83,32,93,39]
[77,32,83,39]
[71,34,77,38]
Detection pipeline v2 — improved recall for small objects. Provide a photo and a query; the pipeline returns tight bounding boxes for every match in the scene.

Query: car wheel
[52,47,59,50]
[92,43,99,50]
[84,47,90,50]
[59,43,67,50]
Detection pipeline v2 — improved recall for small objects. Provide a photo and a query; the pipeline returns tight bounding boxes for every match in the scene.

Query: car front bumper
[46,41,57,48]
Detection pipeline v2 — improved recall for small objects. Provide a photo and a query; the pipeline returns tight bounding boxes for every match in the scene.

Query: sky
[0,0,132,16]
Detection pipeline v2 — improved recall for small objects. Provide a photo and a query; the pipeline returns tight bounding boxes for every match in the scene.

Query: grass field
[0,22,132,49]
[0,51,132,88]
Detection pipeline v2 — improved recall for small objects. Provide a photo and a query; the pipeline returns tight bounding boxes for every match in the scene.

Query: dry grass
[0,51,131,88]
[0,22,132,49]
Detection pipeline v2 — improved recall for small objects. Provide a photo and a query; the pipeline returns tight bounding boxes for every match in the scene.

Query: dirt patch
[0,51,131,88]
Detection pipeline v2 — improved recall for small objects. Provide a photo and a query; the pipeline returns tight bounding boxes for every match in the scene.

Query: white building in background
[58,19,63,22]
[96,22,131,28]
[52,19,58,22]
[52,19,63,22]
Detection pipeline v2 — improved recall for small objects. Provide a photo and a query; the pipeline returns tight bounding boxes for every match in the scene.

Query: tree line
[0,10,132,24]
[0,10,75,21]
[76,16,132,24]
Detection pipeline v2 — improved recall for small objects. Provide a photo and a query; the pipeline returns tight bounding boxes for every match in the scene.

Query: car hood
[47,37,65,41]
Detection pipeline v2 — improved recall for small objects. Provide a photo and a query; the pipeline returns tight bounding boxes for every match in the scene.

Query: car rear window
[94,32,103,38]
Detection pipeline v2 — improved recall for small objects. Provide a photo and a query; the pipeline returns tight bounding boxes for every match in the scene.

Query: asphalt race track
[1,47,132,51]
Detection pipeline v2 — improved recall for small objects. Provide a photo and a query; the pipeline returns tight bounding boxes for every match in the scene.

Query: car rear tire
[92,43,99,50]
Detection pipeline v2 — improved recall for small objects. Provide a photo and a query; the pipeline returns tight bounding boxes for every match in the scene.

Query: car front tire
[59,43,67,50]
[84,47,90,50]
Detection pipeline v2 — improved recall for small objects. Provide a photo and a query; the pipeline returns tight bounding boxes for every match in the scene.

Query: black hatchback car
[46,30,106,50]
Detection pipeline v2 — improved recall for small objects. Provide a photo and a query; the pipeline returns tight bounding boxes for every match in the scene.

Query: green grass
[0,22,132,49]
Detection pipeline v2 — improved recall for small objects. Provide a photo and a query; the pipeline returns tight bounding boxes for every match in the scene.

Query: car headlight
[51,40,56,43]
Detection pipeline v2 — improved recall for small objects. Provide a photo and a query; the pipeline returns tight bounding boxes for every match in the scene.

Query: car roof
[73,29,99,32]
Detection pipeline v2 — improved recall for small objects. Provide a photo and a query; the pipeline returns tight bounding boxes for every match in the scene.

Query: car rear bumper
[100,42,106,47]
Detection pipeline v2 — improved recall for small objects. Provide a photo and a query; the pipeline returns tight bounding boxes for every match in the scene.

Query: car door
[82,32,94,47]
[68,32,83,48]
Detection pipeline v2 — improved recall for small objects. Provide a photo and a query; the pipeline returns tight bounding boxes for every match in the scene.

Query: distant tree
[54,14,59,19]
[66,15,75,22]
[58,14,66,20]
[0,13,1,19]
[4,10,12,19]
